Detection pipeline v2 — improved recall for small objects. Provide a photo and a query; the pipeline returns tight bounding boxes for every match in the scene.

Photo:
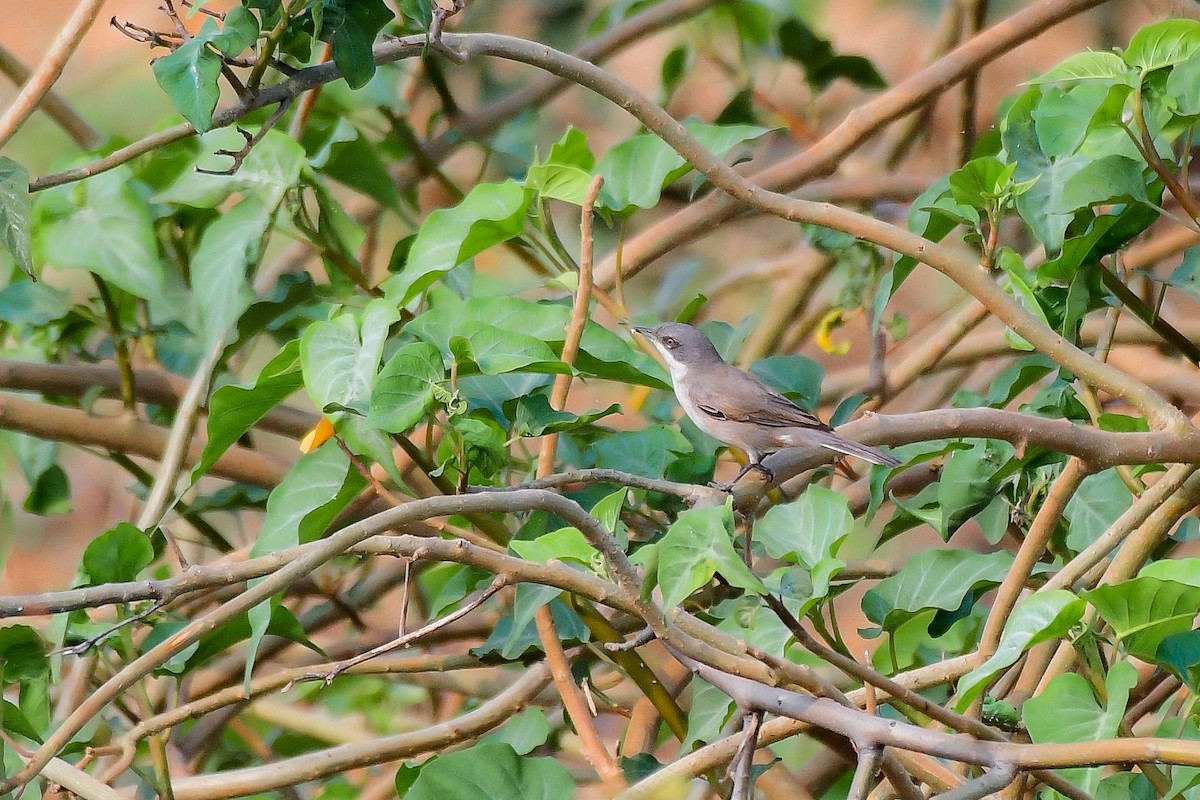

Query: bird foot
[708,463,774,493]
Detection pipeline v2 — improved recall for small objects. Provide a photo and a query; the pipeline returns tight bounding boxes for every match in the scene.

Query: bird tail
[812,430,901,468]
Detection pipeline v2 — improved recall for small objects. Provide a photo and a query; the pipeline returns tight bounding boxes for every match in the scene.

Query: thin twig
[730,711,764,800]
[313,576,507,684]
[195,100,293,176]
[137,339,225,532]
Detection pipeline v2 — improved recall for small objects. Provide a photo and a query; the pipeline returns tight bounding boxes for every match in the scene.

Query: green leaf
[0,281,71,325]
[525,127,596,205]
[194,341,303,482]
[657,502,765,609]
[1125,19,1200,73]
[474,591,588,661]
[449,323,566,376]
[936,439,1017,538]
[755,486,852,584]
[955,590,1085,710]
[1029,51,1135,84]
[1032,82,1128,158]
[382,180,531,306]
[682,676,734,750]
[948,156,1015,209]
[1063,469,1133,552]
[509,527,597,567]
[777,16,886,91]
[80,523,154,585]
[488,707,552,756]
[1166,53,1200,115]
[41,168,165,301]
[213,5,259,53]
[310,117,402,211]
[1083,576,1200,661]
[748,355,824,410]
[152,18,224,131]
[509,393,620,437]
[301,299,399,415]
[0,625,49,740]
[1140,557,1200,586]
[368,341,445,433]
[2,698,44,743]
[404,741,574,800]
[154,128,306,209]
[252,442,367,554]
[1155,629,1200,693]
[862,549,1013,635]
[398,0,432,28]
[660,44,689,99]
[320,0,395,89]
[1051,154,1148,214]
[244,442,367,682]
[1023,661,1137,794]
[589,424,692,480]
[597,120,768,214]
[407,297,668,387]
[1002,87,1088,253]
[22,463,70,516]
[0,156,32,276]
[192,196,270,347]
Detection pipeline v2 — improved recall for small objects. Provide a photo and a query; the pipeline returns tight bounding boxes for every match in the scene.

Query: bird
[633,322,901,490]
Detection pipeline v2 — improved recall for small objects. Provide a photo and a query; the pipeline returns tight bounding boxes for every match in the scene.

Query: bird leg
[710,460,774,492]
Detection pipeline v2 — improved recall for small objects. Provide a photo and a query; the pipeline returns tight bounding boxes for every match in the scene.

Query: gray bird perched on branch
[633,322,901,490]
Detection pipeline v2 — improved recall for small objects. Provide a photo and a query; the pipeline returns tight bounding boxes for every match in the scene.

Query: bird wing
[690,365,832,431]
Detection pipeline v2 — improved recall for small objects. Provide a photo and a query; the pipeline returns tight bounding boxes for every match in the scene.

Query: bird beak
[631,326,653,337]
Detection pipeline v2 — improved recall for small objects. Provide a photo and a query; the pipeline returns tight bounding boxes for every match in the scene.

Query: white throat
[650,343,690,386]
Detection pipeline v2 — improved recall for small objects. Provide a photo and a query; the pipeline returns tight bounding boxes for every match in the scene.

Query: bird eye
[662,336,678,348]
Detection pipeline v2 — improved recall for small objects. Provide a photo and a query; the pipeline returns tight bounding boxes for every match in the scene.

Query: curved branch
[29,0,720,193]
[591,0,1112,287]
[0,489,639,794]
[171,662,553,800]
[0,0,107,147]
[431,32,1182,428]
[687,655,1200,771]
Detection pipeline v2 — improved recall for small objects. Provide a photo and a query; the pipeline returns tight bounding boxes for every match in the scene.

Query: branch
[1044,462,1200,592]
[137,340,224,532]
[481,467,722,504]
[681,655,1200,772]
[0,359,316,439]
[432,32,1183,428]
[169,663,553,800]
[820,316,1200,401]
[0,41,100,148]
[978,459,1089,656]
[390,0,722,191]
[755,406,1200,495]
[592,0,1112,288]
[0,489,638,794]
[0,391,287,489]
[0,0,107,147]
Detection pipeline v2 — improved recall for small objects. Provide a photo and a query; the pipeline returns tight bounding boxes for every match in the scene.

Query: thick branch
[0,359,315,439]
[0,391,287,489]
